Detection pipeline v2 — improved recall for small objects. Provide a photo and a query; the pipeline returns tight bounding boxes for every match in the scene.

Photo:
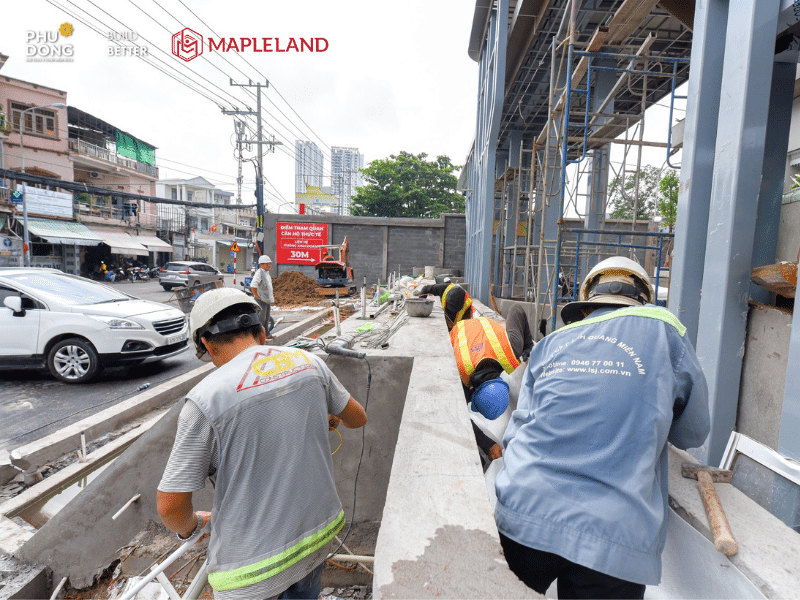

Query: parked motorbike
[129,267,149,282]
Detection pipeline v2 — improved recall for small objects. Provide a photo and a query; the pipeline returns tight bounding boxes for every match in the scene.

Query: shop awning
[87,227,149,256]
[133,234,173,252]
[27,218,103,246]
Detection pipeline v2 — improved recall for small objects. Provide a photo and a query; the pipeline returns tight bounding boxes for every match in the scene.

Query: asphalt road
[0,274,290,453]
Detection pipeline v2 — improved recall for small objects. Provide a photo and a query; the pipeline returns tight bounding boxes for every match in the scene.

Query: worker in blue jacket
[494,256,710,599]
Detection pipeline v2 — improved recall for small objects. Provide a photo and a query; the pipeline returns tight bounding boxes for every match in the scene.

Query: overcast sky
[4,0,480,213]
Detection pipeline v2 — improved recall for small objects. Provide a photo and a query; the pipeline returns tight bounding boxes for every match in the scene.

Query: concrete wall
[737,305,792,451]
[776,192,800,262]
[325,355,412,524]
[265,213,466,283]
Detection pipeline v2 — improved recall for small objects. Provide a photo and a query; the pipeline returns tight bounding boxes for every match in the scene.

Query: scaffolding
[491,0,688,332]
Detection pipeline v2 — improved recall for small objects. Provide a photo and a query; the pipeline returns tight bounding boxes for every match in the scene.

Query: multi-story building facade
[331,146,364,216]
[0,67,169,272]
[295,140,324,194]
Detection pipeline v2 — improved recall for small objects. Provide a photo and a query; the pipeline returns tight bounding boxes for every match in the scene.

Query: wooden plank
[751,262,798,298]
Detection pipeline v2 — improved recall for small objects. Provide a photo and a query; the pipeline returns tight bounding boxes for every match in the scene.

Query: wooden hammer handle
[696,470,738,556]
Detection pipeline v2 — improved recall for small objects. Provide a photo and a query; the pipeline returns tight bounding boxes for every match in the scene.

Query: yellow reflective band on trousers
[207,510,345,591]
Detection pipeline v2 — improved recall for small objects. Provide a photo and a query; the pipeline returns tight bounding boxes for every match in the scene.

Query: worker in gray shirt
[250,254,274,339]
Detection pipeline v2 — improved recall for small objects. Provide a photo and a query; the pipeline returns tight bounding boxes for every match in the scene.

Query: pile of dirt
[273,270,322,306]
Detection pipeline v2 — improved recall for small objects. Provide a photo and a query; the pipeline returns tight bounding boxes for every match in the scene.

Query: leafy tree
[607,164,662,221]
[607,166,680,228]
[350,151,465,218]
[658,170,679,231]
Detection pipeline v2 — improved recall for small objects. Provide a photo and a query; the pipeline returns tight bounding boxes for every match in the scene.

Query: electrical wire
[172,0,334,155]
[327,355,371,559]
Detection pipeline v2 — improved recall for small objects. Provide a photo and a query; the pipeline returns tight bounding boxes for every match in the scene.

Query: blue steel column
[503,131,522,294]
[694,0,780,466]
[583,59,615,280]
[750,62,795,304]
[669,0,728,344]
[464,0,508,304]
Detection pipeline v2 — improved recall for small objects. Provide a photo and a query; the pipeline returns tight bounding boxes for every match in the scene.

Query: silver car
[158,261,224,291]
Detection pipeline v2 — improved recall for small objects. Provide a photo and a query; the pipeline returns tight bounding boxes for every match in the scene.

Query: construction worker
[157,288,366,599]
[250,254,274,339]
[414,280,473,330]
[450,304,533,464]
[494,257,710,599]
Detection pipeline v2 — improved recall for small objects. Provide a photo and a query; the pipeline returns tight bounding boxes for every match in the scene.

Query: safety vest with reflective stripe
[450,317,520,387]
[208,510,345,591]
[441,283,473,324]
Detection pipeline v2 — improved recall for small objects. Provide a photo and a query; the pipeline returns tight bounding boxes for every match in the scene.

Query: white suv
[0,269,189,383]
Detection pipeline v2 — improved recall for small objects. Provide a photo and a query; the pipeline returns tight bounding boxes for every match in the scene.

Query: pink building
[0,74,71,181]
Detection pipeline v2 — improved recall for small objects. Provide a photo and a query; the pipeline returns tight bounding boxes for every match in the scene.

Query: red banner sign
[276,222,327,265]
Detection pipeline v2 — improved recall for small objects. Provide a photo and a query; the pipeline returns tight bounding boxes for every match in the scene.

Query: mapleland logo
[172,27,203,62]
[171,27,328,62]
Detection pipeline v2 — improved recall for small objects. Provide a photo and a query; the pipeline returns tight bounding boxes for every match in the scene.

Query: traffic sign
[11,190,23,204]
[230,251,236,258]
[230,241,241,252]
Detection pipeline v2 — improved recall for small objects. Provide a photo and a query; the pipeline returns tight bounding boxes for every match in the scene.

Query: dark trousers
[500,533,646,600]
[505,304,534,360]
[255,297,271,334]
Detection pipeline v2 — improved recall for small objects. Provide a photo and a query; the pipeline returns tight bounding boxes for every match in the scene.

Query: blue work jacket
[494,305,710,585]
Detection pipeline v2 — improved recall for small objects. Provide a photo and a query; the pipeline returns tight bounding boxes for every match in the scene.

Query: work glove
[412,287,422,297]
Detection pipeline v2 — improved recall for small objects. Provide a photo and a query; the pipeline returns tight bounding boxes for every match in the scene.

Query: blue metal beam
[465,0,508,304]
[694,0,781,466]
[669,0,728,345]
[750,62,795,304]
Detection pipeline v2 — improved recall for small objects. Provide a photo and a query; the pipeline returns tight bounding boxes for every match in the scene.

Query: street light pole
[19,102,67,266]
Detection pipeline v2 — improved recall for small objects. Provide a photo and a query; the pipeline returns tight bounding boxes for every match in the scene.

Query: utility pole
[222,80,282,256]
[233,119,247,206]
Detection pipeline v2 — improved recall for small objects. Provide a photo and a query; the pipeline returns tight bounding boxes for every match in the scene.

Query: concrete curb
[1,411,164,521]
[271,307,334,345]
[6,364,214,480]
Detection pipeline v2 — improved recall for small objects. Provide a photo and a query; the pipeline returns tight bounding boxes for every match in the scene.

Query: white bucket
[424,265,435,279]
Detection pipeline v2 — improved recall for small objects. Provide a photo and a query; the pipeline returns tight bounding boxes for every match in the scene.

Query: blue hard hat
[471,378,509,420]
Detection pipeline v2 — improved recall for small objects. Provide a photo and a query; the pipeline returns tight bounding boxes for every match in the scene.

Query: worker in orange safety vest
[449,304,533,464]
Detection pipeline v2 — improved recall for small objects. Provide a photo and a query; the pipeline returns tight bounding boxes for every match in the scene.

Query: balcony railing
[69,139,158,178]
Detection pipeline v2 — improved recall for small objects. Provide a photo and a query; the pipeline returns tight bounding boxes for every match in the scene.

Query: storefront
[132,233,173,267]
[84,227,149,271]
[25,217,103,274]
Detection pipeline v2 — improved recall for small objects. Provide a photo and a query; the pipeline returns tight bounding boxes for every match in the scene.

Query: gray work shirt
[250,267,274,304]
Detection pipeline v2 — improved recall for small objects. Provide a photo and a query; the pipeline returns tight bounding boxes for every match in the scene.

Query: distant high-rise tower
[331,146,364,216]
[295,141,324,194]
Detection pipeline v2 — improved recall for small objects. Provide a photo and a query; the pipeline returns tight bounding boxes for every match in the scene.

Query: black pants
[504,304,534,360]
[499,533,646,600]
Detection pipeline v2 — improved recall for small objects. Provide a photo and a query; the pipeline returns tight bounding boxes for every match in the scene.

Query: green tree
[657,170,679,231]
[350,151,465,218]
[608,165,662,221]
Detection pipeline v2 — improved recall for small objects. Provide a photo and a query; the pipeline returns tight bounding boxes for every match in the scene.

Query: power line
[130,0,332,170]
[46,0,226,109]
[173,0,333,155]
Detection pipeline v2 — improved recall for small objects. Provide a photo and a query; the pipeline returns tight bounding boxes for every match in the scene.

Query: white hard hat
[561,256,654,325]
[190,288,261,358]
[258,255,272,264]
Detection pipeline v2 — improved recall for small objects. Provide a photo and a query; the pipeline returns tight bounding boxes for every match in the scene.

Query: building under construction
[2,1,800,598]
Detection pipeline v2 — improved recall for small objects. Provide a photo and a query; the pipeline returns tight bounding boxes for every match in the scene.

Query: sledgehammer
[681,462,738,556]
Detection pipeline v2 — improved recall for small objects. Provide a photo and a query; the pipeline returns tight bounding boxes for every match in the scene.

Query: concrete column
[750,61,795,304]
[778,307,800,460]
[669,0,728,345]
[694,0,780,465]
